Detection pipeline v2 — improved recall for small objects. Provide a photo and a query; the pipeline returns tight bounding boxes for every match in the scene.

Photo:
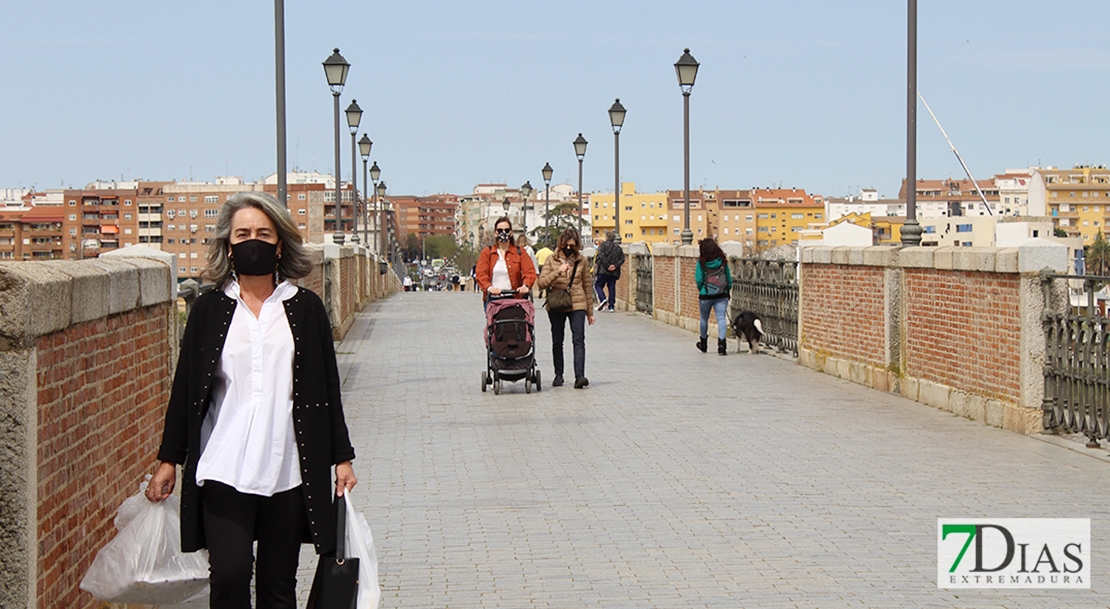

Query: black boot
[718,338,728,356]
[696,336,707,353]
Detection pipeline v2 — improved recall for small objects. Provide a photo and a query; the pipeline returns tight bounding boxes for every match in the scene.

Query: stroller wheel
[525,378,532,394]
[481,371,488,392]
[534,369,541,392]
[493,378,502,395]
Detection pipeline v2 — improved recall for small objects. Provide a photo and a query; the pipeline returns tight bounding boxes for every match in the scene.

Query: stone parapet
[797,240,1068,434]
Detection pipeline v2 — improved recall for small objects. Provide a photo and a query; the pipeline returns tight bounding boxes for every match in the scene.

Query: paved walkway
[296,290,1109,608]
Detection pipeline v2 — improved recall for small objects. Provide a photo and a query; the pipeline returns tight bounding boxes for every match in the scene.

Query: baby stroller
[481,295,540,394]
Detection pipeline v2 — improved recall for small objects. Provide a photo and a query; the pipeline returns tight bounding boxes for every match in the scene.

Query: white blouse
[195,280,301,497]
[491,250,512,292]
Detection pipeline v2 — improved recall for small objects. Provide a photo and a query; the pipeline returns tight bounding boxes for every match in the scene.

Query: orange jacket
[475,244,536,299]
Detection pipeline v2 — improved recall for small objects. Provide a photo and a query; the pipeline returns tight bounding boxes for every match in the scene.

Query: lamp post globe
[674,48,699,245]
[322,48,350,92]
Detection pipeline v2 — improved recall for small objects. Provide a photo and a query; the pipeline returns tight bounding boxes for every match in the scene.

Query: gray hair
[605,231,617,242]
[202,191,312,287]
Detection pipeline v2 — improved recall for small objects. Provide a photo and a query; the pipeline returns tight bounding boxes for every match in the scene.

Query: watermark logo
[938,518,1089,588]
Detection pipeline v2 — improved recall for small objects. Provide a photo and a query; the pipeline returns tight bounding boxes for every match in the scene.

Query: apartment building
[589,182,670,245]
[664,189,760,247]
[898,178,1001,217]
[1030,164,1110,244]
[994,169,1037,216]
[0,206,65,260]
[751,188,824,248]
[392,193,458,240]
[61,183,148,258]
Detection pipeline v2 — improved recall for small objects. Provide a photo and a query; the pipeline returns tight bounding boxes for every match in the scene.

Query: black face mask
[230,239,279,276]
[563,247,577,257]
[496,228,511,242]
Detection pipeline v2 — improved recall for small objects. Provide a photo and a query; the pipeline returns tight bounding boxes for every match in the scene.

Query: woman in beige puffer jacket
[536,228,595,388]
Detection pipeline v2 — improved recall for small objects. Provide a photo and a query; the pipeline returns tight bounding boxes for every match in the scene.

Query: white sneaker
[595,298,608,311]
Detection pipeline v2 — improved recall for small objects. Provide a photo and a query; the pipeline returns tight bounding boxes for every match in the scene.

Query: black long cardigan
[157,286,356,555]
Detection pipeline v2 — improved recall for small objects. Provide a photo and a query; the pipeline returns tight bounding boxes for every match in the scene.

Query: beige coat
[537,251,593,313]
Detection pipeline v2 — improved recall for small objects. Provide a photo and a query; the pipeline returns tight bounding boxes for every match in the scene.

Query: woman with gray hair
[146,191,358,608]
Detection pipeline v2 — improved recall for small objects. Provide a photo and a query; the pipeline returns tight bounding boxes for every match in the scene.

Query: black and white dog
[731,311,763,354]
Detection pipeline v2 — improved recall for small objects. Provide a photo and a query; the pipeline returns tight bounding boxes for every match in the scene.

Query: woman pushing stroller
[475,216,536,304]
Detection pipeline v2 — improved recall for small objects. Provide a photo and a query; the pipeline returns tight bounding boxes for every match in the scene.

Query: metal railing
[729,258,798,356]
[1041,271,1110,446]
[634,254,653,314]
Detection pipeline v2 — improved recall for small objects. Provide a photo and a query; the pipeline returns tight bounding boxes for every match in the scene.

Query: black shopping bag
[306,494,359,609]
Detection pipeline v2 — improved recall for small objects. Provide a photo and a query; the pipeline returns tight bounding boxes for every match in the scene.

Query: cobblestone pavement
[293,290,1110,608]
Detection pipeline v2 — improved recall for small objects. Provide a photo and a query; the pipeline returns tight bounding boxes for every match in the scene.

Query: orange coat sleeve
[475,247,493,294]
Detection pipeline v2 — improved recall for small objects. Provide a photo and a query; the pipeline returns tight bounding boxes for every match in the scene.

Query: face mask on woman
[563,246,577,257]
[496,228,511,242]
[231,239,279,276]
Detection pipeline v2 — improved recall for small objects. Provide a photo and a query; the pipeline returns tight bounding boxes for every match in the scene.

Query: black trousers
[548,309,586,379]
[200,481,308,609]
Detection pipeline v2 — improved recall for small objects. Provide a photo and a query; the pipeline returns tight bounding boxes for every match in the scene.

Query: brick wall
[36,306,171,608]
[797,244,1068,433]
[904,269,1021,403]
[800,264,886,368]
[653,255,676,317]
[651,244,732,334]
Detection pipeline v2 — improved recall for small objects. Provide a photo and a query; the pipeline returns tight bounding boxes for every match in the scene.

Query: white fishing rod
[918,91,993,216]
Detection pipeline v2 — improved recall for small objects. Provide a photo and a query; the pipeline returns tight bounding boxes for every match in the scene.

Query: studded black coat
[157,286,356,555]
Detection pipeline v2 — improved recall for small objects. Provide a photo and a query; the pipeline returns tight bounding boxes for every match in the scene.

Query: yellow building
[589,182,671,244]
[752,188,824,248]
[1038,165,1110,244]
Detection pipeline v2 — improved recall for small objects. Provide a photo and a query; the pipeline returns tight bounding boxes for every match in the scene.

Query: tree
[402,233,420,262]
[534,202,584,248]
[1054,227,1068,238]
[1085,231,1110,277]
[424,234,458,260]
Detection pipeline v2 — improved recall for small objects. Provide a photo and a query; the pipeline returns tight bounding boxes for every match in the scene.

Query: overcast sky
[4,1,1108,199]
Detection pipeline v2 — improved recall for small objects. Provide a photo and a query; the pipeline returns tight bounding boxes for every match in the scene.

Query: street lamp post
[346,100,363,243]
[573,134,587,237]
[370,162,381,254]
[542,162,553,245]
[358,134,372,246]
[674,48,699,245]
[323,48,350,245]
[901,0,922,246]
[608,98,626,244]
[376,181,387,257]
[520,181,533,239]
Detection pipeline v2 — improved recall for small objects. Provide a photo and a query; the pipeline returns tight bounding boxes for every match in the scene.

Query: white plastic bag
[343,489,381,609]
[80,478,211,605]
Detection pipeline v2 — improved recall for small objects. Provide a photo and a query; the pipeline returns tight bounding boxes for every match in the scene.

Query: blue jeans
[548,309,586,379]
[699,298,729,340]
[594,274,617,309]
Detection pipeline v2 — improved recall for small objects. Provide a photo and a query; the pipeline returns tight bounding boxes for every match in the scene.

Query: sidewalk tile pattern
[287,291,1110,608]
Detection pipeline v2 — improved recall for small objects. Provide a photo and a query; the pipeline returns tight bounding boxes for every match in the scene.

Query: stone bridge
[2,242,1108,608]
